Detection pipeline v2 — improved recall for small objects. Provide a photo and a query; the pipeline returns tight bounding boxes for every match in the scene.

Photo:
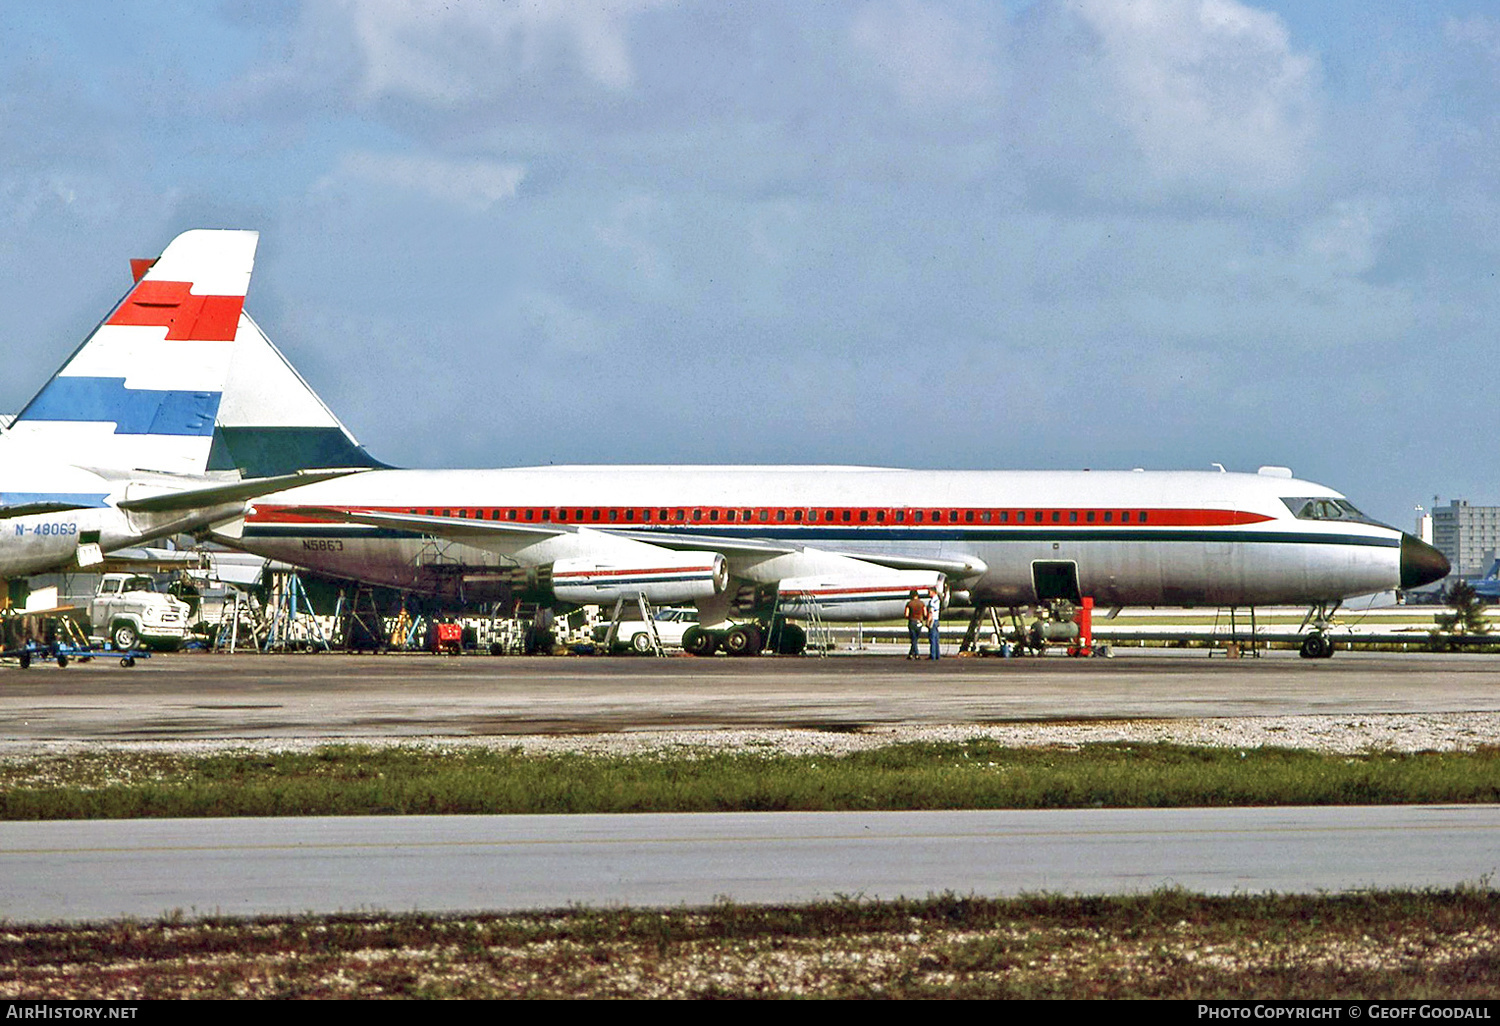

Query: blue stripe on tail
[19,377,221,436]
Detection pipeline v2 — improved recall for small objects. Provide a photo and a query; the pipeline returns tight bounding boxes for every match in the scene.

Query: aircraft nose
[1400,533,1450,590]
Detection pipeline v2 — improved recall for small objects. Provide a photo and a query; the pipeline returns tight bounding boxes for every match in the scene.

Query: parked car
[596,607,699,653]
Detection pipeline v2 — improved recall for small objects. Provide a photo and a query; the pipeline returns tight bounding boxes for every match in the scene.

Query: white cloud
[509,289,613,356]
[1445,14,1500,61]
[334,0,671,103]
[850,0,998,107]
[320,152,526,211]
[1015,0,1321,202]
[1296,197,1392,276]
[593,195,673,289]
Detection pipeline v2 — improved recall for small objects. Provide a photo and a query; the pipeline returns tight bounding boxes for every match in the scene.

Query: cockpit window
[1281,497,1384,526]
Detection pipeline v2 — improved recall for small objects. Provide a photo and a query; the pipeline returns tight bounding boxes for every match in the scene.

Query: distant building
[1431,500,1500,578]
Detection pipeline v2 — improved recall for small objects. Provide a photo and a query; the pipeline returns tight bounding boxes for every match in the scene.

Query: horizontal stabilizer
[0,500,99,519]
[117,467,369,514]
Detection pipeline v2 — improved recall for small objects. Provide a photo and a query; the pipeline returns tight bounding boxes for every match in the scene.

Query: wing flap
[285,506,576,543]
[606,529,988,578]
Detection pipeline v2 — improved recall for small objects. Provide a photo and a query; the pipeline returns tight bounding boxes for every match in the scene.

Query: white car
[606,607,699,653]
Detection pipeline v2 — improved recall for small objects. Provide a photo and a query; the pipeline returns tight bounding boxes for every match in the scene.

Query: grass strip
[2,741,1498,819]
[1,889,1497,998]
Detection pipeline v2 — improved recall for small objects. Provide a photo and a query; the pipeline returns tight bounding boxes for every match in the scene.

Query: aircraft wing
[286,507,987,579]
[286,507,587,545]
[605,529,988,578]
[117,468,370,514]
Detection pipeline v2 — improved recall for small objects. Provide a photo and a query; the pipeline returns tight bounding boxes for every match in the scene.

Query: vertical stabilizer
[208,312,388,477]
[6,229,259,475]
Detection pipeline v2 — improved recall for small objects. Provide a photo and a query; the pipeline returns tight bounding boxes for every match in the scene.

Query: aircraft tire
[56,654,68,669]
[630,632,654,654]
[18,651,30,670]
[1299,635,1332,659]
[724,625,763,657]
[682,626,717,657]
[773,623,807,655]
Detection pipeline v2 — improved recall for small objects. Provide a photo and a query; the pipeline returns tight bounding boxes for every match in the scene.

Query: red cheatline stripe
[248,505,1277,526]
[782,587,912,597]
[107,280,244,341]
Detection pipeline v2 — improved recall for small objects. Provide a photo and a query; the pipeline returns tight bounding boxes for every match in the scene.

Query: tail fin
[5,229,259,475]
[207,312,388,477]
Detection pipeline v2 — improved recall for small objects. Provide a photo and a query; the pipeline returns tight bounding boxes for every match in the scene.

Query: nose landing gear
[1298,602,1340,659]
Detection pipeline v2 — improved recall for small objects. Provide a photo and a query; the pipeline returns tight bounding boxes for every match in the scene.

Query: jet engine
[552,550,728,605]
[776,570,945,622]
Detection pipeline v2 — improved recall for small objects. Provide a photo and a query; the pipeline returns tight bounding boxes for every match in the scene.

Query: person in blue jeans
[926,586,943,660]
[904,590,926,660]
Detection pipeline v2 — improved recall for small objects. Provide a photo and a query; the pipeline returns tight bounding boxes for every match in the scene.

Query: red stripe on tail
[108,280,243,341]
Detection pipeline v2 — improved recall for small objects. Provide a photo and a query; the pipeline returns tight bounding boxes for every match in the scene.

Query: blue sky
[2,0,1497,528]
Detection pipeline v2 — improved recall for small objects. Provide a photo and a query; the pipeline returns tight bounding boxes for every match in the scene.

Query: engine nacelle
[777,570,945,622]
[552,551,728,605]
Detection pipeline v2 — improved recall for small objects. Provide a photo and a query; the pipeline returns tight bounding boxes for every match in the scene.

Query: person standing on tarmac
[904,590,926,660]
[926,586,943,661]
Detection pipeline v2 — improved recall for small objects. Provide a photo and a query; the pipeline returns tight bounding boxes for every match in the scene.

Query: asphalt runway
[1,649,1499,740]
[3,650,1498,919]
[2,805,1496,922]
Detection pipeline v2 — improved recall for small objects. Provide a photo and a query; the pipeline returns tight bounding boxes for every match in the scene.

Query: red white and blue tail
[4,229,258,475]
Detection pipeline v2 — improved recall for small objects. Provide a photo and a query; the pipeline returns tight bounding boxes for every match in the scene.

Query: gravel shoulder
[2,712,1496,761]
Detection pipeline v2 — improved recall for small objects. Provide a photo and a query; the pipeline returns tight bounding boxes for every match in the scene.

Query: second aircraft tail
[208,313,389,478]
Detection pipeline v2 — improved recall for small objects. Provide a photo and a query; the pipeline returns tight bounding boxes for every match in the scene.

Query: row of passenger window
[409,507,1154,525]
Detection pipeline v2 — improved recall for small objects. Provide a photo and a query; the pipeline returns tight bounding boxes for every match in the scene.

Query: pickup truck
[88,574,192,651]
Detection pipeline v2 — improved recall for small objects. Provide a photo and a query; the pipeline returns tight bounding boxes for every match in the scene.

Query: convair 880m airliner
[0,230,356,581]
[203,254,1450,659]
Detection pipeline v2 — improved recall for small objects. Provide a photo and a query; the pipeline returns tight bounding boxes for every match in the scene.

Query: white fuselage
[0,454,251,577]
[236,466,1410,610]
[0,457,133,577]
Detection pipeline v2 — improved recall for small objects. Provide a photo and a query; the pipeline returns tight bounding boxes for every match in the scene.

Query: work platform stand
[958,606,1007,654]
[602,594,666,656]
[334,584,388,652]
[1208,605,1262,658]
[262,570,331,653]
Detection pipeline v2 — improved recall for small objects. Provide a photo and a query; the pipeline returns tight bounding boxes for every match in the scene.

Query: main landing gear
[683,620,808,657]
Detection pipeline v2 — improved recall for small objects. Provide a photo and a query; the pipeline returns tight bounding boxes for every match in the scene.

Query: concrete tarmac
[2,649,1500,740]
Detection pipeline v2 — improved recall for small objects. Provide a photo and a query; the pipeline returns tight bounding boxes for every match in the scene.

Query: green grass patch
[2,889,1497,998]
[2,741,1498,819]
